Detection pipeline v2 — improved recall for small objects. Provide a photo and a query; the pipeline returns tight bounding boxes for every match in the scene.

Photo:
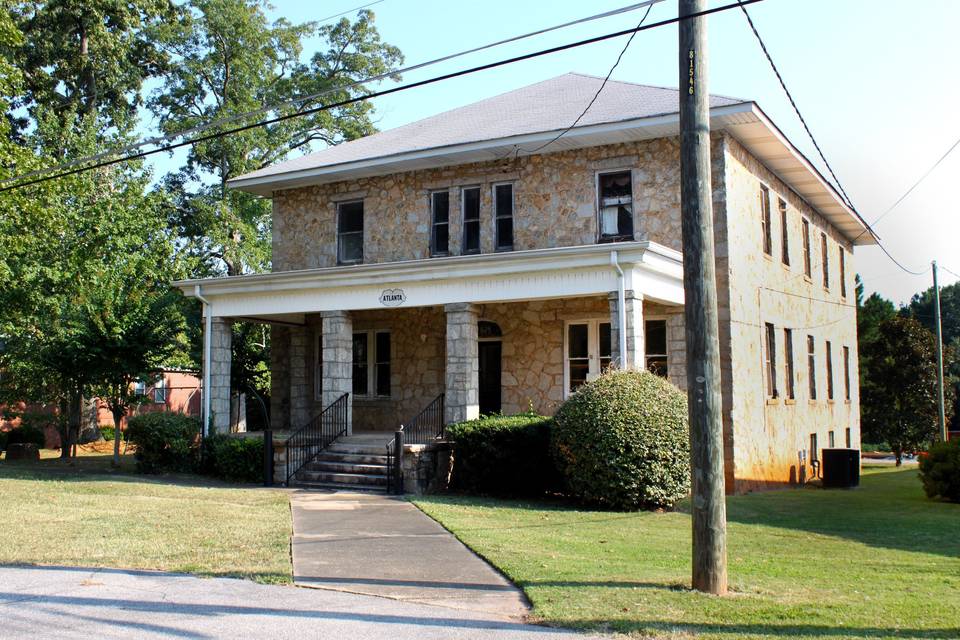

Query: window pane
[433,223,449,255]
[568,324,588,359]
[338,202,364,233]
[645,320,667,356]
[598,322,611,359]
[496,217,513,249]
[352,333,368,396]
[463,220,480,253]
[339,232,363,263]
[463,187,480,221]
[495,184,513,218]
[647,356,668,377]
[432,191,449,224]
[376,363,391,396]
[569,361,589,393]
[599,172,633,239]
[376,332,390,363]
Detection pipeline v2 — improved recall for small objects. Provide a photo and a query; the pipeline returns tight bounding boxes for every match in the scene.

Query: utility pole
[678,0,727,595]
[932,261,947,442]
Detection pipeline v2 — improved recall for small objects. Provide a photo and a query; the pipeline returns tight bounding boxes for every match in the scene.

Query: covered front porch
[175,241,686,439]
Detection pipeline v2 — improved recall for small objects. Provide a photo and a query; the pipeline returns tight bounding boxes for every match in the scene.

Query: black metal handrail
[386,429,402,495]
[285,393,349,486]
[402,393,446,445]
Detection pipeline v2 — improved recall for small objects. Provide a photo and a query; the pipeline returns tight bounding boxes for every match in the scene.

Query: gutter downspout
[610,251,628,369]
[194,285,213,438]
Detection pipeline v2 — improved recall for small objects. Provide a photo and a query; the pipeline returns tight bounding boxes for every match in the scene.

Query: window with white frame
[807,334,817,400]
[644,319,668,377]
[802,218,812,278]
[597,171,634,242]
[565,320,612,395]
[784,328,795,400]
[337,200,364,264]
[821,232,830,289]
[352,331,391,397]
[133,380,146,397]
[493,183,514,251]
[154,377,167,404]
[779,198,790,265]
[462,186,481,254]
[825,340,834,400]
[430,190,449,256]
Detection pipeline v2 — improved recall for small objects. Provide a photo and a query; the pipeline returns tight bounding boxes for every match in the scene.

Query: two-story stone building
[175,73,874,493]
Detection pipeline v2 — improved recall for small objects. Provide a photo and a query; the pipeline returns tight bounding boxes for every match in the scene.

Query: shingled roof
[232,73,744,184]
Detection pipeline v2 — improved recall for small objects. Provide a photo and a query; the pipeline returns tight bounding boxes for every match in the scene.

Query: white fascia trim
[174,241,682,299]
[745,105,876,246]
[227,103,756,193]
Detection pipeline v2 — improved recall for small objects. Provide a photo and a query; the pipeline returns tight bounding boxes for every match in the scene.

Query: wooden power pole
[932,261,947,442]
[678,0,728,595]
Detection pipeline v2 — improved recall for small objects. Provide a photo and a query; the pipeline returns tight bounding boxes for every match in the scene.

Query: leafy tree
[150,1,403,277]
[860,316,957,464]
[904,279,960,431]
[84,257,187,466]
[7,0,179,137]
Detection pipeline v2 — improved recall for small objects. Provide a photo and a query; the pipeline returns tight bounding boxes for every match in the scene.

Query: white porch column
[288,325,311,430]
[609,290,644,370]
[321,311,353,434]
[208,317,233,434]
[444,302,479,424]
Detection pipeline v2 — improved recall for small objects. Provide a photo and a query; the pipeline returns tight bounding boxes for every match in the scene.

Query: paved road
[0,565,600,639]
[290,490,529,617]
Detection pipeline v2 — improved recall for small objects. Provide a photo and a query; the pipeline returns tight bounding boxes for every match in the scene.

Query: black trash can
[821,448,860,488]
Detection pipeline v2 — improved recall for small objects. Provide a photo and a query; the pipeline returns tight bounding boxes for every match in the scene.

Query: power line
[0,0,762,193]
[737,1,854,211]
[0,0,668,188]
[317,0,385,23]
[514,1,656,155]
[863,134,960,232]
[738,1,930,278]
[941,265,960,280]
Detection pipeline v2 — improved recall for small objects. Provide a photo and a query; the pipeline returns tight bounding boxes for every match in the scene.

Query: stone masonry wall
[721,134,860,492]
[271,138,685,270]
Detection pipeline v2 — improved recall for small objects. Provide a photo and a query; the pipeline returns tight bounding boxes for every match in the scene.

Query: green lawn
[0,449,292,584]
[414,468,960,639]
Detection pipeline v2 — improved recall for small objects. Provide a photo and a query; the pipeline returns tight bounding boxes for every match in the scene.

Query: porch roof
[173,241,683,324]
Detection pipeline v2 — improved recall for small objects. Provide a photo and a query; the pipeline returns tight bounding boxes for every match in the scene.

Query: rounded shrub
[127,413,200,474]
[552,369,690,510]
[919,439,960,503]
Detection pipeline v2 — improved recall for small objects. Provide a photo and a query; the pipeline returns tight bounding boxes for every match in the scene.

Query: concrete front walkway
[0,565,600,639]
[290,490,529,618]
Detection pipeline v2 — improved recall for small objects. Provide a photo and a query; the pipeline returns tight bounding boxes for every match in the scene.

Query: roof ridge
[566,71,747,102]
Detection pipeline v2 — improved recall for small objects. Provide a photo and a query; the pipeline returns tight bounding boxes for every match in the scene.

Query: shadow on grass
[566,619,960,639]
[0,462,266,490]
[725,469,960,559]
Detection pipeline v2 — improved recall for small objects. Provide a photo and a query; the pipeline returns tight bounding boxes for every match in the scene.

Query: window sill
[494,246,514,253]
[827,399,835,404]
[354,395,392,403]
[845,399,852,405]
[809,399,818,404]
[337,260,363,266]
[597,235,635,244]
[784,398,796,405]
[803,275,813,284]
[781,261,791,270]
[766,398,779,405]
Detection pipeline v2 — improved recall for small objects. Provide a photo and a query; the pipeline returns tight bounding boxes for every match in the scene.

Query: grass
[0,446,292,584]
[413,467,960,639]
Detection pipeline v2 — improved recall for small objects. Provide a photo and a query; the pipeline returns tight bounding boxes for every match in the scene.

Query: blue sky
[159,0,960,304]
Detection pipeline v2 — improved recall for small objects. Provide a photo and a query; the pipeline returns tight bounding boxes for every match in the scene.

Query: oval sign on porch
[379,288,406,306]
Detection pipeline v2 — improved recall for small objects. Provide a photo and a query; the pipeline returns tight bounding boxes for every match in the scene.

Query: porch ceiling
[174,241,683,319]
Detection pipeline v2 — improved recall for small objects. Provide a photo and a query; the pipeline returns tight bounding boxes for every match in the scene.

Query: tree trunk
[58,396,71,460]
[61,387,82,462]
[894,446,903,466]
[112,409,123,467]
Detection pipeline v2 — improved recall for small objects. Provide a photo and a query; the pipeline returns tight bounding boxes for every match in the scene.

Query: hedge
[447,413,560,496]
[126,413,200,474]
[919,439,960,503]
[201,434,264,483]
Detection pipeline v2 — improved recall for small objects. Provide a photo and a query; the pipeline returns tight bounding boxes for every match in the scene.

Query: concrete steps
[292,431,393,492]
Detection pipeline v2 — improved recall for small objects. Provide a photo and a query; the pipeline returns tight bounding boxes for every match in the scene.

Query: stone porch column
[321,310,353,434]
[444,303,479,424]
[288,325,311,430]
[270,325,291,430]
[208,317,232,434]
[609,290,644,370]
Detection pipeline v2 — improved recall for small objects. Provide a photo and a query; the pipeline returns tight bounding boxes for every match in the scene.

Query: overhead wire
[316,0,385,24]
[0,0,669,188]
[737,0,929,277]
[0,0,762,193]
[511,1,656,156]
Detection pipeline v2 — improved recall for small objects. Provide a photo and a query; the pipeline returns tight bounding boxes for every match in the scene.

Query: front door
[478,340,502,415]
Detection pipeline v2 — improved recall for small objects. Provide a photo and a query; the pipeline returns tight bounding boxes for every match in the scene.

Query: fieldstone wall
[444,303,480,424]
[400,443,452,495]
[271,138,686,271]
[720,134,860,492]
